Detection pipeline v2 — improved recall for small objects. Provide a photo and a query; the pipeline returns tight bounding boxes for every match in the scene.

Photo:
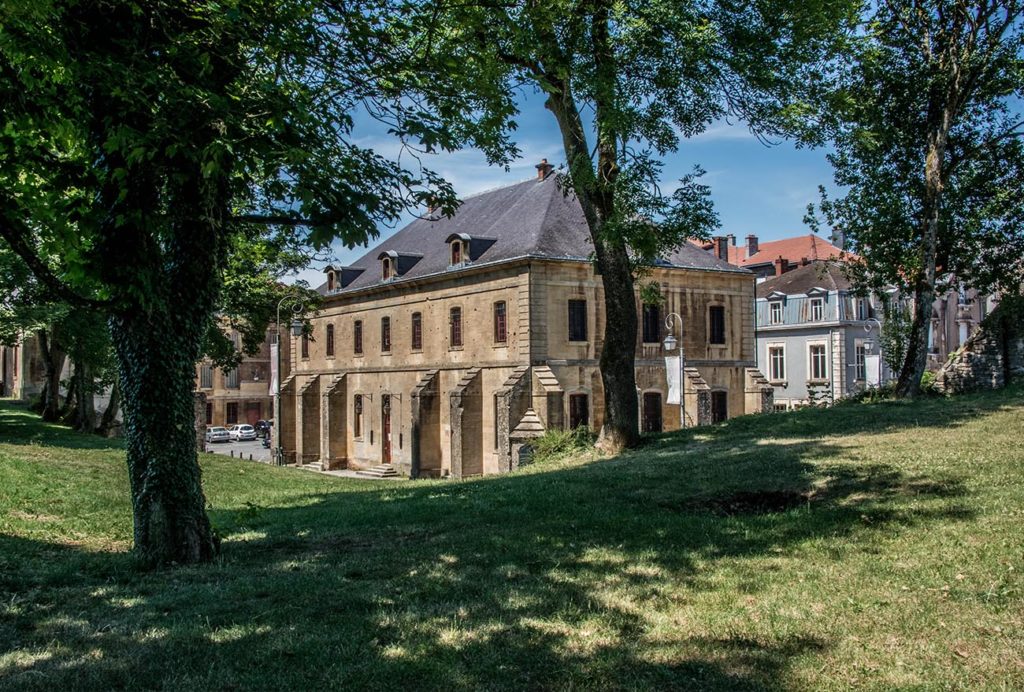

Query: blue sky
[290,90,837,286]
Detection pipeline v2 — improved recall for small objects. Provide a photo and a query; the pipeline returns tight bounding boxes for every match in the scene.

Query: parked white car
[205,426,230,443]
[228,424,257,441]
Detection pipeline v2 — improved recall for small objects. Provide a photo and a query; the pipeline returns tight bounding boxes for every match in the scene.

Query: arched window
[326,271,335,292]
[450,241,462,266]
[382,257,392,280]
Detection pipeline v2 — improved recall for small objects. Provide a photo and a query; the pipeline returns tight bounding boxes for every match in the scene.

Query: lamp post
[273,296,305,466]
[863,317,883,387]
[663,312,685,430]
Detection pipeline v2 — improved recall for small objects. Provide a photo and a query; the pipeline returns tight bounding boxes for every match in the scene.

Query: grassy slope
[0,389,1022,690]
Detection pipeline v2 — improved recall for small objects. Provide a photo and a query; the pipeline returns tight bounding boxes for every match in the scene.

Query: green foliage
[526,426,598,465]
[880,299,913,374]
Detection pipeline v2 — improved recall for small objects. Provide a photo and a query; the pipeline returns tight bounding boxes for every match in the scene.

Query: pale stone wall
[283,255,769,477]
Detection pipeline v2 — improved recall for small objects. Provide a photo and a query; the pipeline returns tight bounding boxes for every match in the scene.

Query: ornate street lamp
[663,312,685,430]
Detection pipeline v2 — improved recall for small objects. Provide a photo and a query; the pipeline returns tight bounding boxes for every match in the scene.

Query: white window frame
[855,298,869,321]
[767,343,786,383]
[769,300,783,325]
[854,341,866,381]
[810,297,825,322]
[807,342,828,382]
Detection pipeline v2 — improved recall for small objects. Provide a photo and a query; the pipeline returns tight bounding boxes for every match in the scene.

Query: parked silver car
[228,424,257,441]
[205,426,230,443]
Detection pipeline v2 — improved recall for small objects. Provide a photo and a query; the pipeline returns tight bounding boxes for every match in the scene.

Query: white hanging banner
[665,356,681,404]
[865,354,881,387]
[269,343,279,396]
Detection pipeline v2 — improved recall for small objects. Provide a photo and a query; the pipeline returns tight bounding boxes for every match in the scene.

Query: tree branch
[0,205,113,311]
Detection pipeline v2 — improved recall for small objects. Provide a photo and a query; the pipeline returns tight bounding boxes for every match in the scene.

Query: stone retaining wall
[935,295,1024,394]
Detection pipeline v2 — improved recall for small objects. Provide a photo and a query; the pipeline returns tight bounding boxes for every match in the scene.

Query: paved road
[205,438,271,463]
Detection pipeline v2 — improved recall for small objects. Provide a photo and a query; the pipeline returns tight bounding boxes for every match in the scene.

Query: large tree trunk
[97,374,120,437]
[111,314,218,566]
[896,96,953,397]
[36,327,65,422]
[76,359,97,432]
[536,5,640,451]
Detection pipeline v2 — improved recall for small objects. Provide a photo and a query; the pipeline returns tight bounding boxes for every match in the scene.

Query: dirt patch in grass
[677,490,812,517]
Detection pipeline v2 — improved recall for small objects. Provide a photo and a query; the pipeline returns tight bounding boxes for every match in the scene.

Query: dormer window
[382,257,392,281]
[810,297,824,321]
[769,301,783,324]
[376,250,422,281]
[451,240,463,266]
[326,271,335,292]
[445,232,494,269]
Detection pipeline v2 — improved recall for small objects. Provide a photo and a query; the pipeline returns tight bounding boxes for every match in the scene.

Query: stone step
[356,464,399,478]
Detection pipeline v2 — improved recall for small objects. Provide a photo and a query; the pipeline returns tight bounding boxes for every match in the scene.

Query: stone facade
[195,328,288,428]
[935,295,1024,394]
[280,172,773,477]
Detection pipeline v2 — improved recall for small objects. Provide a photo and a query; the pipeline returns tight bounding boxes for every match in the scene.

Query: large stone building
[279,165,773,477]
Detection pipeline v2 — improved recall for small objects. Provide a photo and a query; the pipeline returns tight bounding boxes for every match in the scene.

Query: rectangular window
[353,394,363,438]
[301,333,309,359]
[200,364,213,389]
[569,393,589,429]
[855,343,866,381]
[450,307,463,348]
[326,324,335,357]
[568,300,587,342]
[493,301,507,343]
[381,316,391,352]
[354,320,363,355]
[856,298,869,321]
[642,304,660,343]
[709,305,726,345]
[226,402,239,425]
[810,298,824,321]
[809,344,827,381]
[769,301,783,325]
[205,402,213,425]
[225,368,239,389]
[411,312,422,351]
[769,346,786,381]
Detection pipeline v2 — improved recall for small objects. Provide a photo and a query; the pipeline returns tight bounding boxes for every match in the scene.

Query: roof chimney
[536,158,554,180]
[746,234,758,257]
[727,234,735,246]
[801,256,810,266]
[774,256,789,277]
[713,236,729,261]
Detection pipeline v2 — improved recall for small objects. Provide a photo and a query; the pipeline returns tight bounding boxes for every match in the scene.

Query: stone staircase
[356,464,399,479]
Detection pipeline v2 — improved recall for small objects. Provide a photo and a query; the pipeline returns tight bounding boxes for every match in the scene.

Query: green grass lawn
[1,388,1022,690]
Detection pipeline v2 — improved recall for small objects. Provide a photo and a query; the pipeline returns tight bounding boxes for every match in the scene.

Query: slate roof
[320,174,746,295]
[756,261,853,299]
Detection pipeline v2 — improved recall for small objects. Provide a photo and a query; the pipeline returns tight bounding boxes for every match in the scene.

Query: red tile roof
[694,234,853,268]
[733,234,848,267]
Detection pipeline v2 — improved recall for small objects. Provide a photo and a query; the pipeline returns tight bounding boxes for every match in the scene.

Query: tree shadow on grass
[0,414,980,690]
[650,383,1024,450]
[0,401,125,451]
